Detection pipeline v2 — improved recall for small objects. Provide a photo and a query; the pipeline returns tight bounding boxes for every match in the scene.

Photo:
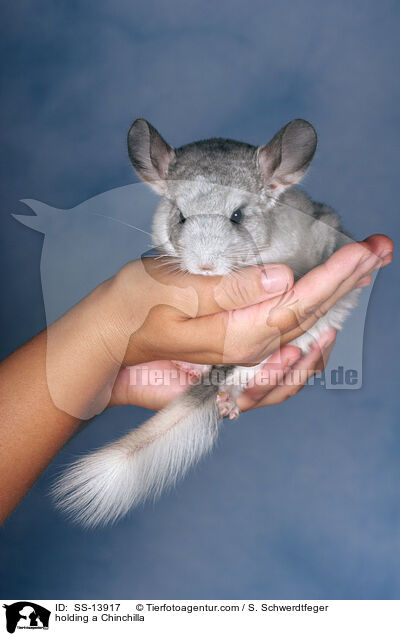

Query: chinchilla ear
[127,119,175,193]
[257,119,317,191]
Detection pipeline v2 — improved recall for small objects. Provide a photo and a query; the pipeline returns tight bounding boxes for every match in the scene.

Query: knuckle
[226,276,253,307]
[353,242,372,261]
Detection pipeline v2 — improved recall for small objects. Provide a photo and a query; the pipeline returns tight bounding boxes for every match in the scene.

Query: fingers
[138,234,392,319]
[267,241,377,332]
[220,235,393,364]
[249,329,336,409]
[285,236,392,338]
[123,234,393,367]
[236,345,302,411]
[109,361,191,409]
[361,234,394,259]
[126,260,294,364]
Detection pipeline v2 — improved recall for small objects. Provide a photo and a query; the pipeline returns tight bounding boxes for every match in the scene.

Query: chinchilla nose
[198,263,215,272]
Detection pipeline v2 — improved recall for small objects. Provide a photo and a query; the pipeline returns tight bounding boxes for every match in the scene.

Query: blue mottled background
[0,0,399,600]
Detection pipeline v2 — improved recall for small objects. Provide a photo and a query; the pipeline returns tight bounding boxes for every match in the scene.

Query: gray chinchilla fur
[52,118,359,526]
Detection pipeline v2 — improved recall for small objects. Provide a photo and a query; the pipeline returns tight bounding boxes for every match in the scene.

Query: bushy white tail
[52,385,220,527]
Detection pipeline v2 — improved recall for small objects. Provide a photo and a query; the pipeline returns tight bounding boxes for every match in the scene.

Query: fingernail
[261,266,291,293]
[379,250,392,259]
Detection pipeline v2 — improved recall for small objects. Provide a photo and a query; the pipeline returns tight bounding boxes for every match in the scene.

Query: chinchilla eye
[178,211,186,224]
[230,208,242,224]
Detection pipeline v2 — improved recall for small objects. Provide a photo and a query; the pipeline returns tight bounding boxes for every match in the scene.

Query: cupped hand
[44,233,392,420]
[112,234,393,367]
[109,328,337,411]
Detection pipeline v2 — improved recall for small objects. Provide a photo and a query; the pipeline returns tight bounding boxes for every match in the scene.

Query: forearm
[0,330,80,522]
[0,278,127,522]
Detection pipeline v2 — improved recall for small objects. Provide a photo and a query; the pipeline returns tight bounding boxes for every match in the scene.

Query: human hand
[114,234,393,367]
[109,328,336,411]
[45,233,392,419]
[0,234,391,523]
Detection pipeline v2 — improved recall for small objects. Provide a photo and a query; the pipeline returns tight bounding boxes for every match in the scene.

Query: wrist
[44,274,134,420]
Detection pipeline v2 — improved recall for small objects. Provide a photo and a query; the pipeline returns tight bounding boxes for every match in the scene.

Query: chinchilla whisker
[152,261,182,272]
[90,213,153,237]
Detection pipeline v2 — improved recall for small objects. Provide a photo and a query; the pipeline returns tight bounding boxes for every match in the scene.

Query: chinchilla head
[128,118,317,275]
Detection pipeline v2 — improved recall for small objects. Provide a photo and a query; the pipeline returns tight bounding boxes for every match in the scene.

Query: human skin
[0,234,393,523]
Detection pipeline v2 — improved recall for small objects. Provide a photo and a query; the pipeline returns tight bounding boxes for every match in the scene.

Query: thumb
[211,264,294,312]
[138,257,294,316]
[172,264,294,364]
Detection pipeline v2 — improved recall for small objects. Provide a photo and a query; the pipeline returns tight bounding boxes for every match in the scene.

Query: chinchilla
[53,118,359,526]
